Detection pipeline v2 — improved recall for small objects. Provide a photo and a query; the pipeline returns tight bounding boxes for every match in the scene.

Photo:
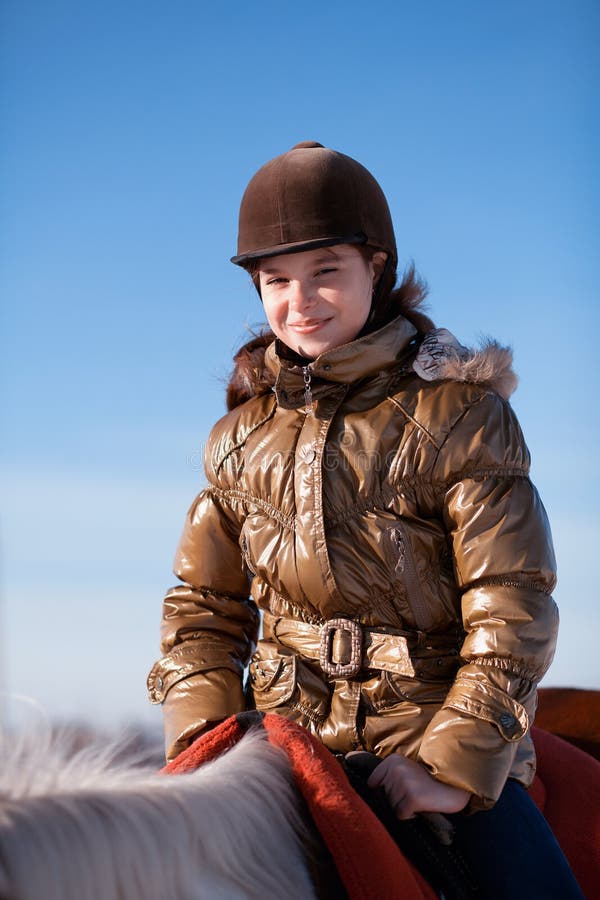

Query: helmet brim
[231,233,369,267]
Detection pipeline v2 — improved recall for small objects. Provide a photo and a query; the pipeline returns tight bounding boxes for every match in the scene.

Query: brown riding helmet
[231,141,397,269]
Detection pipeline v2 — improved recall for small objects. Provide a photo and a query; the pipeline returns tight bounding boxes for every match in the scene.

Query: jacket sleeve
[417,390,558,810]
[147,441,259,761]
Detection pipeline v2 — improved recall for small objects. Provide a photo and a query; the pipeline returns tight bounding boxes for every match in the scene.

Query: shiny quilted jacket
[147,313,558,809]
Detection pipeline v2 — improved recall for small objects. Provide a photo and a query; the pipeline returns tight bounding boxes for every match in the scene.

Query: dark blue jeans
[446,779,583,899]
[342,755,583,900]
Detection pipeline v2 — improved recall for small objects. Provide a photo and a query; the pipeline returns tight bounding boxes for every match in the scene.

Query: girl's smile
[258,244,386,359]
[287,316,334,333]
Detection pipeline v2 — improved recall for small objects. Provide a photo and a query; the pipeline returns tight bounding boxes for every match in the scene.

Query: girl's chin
[283,328,359,358]
[289,337,336,358]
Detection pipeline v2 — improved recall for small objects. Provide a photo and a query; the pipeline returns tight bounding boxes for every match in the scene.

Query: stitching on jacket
[207,485,296,531]
[165,583,254,605]
[290,699,327,725]
[386,396,441,450]
[314,415,347,607]
[214,400,277,476]
[431,468,529,498]
[431,392,492,467]
[324,486,398,527]
[429,391,530,485]
[324,468,527,527]
[464,656,541,683]
[263,590,324,625]
[465,574,553,597]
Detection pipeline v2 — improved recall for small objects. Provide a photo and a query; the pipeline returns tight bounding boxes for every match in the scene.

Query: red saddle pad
[164,715,599,899]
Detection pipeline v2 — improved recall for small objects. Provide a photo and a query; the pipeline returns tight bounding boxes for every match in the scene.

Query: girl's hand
[367,754,470,819]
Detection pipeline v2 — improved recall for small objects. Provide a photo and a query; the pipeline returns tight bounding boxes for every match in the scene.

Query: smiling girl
[256,244,387,357]
[148,142,582,897]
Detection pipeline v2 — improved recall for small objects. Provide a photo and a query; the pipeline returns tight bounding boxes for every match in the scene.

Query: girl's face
[258,244,386,359]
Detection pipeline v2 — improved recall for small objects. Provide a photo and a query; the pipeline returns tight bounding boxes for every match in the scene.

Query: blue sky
[1,1,598,729]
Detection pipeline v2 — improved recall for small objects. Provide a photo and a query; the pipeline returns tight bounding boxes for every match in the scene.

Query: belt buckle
[319,617,362,678]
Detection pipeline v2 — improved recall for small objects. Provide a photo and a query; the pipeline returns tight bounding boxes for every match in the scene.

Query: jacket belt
[262,611,461,681]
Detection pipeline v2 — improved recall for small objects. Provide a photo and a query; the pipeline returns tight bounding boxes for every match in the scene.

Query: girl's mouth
[288,318,332,334]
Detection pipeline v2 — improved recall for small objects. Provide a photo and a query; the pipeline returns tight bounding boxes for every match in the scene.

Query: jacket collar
[264,315,418,409]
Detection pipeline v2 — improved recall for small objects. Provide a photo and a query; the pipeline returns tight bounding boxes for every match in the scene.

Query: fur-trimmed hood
[226,289,517,410]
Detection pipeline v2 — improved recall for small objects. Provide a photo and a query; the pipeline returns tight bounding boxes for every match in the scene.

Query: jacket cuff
[147,639,244,704]
[417,671,531,809]
[160,668,246,761]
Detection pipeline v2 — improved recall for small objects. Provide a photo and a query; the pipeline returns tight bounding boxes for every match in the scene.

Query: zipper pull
[302,365,314,416]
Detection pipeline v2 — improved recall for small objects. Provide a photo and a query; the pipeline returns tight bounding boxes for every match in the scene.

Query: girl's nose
[288,279,315,311]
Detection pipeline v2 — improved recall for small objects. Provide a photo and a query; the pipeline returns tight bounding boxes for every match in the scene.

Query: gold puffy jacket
[147,312,558,810]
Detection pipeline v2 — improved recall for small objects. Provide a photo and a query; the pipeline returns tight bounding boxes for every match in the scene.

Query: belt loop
[416,630,429,650]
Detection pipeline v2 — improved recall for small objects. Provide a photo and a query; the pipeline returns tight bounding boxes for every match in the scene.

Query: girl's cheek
[271,300,289,321]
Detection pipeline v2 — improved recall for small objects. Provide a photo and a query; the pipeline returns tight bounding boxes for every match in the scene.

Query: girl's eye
[265,276,287,286]
[317,267,337,276]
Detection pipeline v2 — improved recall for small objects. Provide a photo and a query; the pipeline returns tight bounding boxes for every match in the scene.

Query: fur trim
[413,330,518,400]
[439,338,518,400]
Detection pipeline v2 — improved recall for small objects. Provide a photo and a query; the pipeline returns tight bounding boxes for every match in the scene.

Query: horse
[0,725,317,900]
[1,691,599,900]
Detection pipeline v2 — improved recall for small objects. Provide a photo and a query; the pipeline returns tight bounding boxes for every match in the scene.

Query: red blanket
[164,715,599,899]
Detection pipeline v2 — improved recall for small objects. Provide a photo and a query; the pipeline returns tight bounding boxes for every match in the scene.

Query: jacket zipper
[390,523,431,632]
[302,365,313,415]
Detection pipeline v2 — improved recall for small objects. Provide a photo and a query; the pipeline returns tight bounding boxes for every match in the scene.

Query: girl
[148,141,581,897]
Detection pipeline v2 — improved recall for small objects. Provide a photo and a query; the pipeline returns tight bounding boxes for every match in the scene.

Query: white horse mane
[0,726,317,900]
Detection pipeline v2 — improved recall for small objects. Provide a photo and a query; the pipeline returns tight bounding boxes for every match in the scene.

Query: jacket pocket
[441,677,529,742]
[384,522,432,631]
[249,651,297,709]
[384,671,453,706]
[249,642,331,727]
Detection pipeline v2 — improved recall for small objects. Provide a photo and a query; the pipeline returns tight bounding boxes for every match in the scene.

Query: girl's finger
[367,755,406,788]
[391,793,416,820]
[367,768,385,789]
[368,765,406,791]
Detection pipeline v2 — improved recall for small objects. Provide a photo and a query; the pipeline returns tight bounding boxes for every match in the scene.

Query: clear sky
[1,0,598,730]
